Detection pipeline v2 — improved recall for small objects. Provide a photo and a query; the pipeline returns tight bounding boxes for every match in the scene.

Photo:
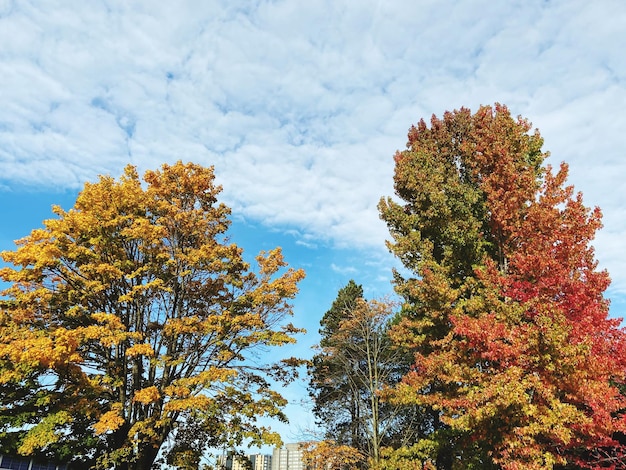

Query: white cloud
[330,263,358,275]
[1,0,625,295]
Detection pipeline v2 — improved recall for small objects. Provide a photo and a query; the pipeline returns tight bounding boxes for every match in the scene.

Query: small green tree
[309,280,365,448]
[309,281,421,468]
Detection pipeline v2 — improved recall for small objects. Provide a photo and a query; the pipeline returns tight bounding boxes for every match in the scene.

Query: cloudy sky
[1,0,625,449]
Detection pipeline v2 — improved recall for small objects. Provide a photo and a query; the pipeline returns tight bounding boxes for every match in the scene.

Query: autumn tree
[378,104,626,469]
[309,282,422,468]
[0,162,305,470]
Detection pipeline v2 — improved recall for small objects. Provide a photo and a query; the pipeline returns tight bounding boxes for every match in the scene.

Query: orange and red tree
[0,162,305,470]
[379,104,626,469]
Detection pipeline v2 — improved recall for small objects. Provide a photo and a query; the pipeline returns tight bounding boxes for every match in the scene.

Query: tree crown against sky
[0,161,305,470]
[379,104,626,469]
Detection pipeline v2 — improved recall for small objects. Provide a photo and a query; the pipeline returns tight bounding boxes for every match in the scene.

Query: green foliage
[320,280,364,345]
[309,281,422,467]
[309,280,365,448]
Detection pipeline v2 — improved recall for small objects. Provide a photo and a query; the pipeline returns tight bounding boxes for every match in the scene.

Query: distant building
[271,443,306,470]
[0,455,67,470]
[249,454,272,470]
[217,451,272,470]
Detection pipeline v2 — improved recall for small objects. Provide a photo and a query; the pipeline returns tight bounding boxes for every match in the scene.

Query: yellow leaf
[93,404,125,434]
[133,386,161,404]
[126,343,155,357]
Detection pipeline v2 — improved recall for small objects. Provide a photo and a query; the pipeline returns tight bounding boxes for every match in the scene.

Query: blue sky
[1,0,626,449]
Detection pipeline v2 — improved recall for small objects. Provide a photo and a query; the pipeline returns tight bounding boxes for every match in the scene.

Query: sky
[1,0,626,452]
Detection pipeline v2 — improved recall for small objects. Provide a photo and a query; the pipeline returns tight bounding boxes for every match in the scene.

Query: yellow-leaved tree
[0,162,305,470]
